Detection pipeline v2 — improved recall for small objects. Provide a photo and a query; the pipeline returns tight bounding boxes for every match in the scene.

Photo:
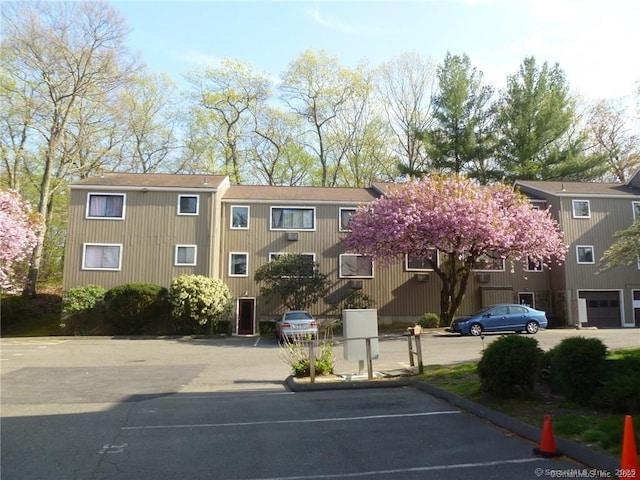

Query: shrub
[549,337,607,403]
[168,275,232,334]
[259,320,276,335]
[591,357,640,413]
[340,290,375,310]
[478,335,542,397]
[62,285,106,315]
[418,313,440,329]
[103,283,168,335]
[278,336,335,377]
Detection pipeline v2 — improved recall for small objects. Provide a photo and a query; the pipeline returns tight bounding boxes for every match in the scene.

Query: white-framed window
[576,245,595,264]
[270,206,315,230]
[339,208,356,232]
[340,254,374,278]
[175,245,197,266]
[472,251,505,271]
[177,195,199,215]
[525,256,544,272]
[231,205,250,229]
[229,252,248,276]
[633,201,640,220]
[82,243,122,270]
[572,199,591,218]
[405,250,438,271]
[86,193,125,219]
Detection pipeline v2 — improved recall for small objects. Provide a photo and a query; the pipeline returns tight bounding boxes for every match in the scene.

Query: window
[82,244,122,270]
[178,195,199,215]
[633,201,640,220]
[405,250,438,271]
[526,256,544,272]
[572,200,591,218]
[340,254,373,278]
[175,245,197,266]
[86,193,125,219]
[473,252,505,271]
[271,207,315,230]
[231,206,249,229]
[339,208,356,232]
[576,245,595,264]
[229,253,248,276]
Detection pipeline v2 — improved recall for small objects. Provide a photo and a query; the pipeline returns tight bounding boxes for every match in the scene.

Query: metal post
[365,337,373,380]
[309,342,315,383]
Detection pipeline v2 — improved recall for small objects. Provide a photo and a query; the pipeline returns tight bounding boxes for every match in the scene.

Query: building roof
[70,173,228,190]
[515,179,640,198]
[222,184,380,204]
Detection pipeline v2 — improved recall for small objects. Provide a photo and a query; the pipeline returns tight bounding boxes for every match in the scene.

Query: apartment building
[63,172,640,334]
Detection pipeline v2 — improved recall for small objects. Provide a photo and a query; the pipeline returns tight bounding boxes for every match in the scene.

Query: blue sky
[113,0,640,102]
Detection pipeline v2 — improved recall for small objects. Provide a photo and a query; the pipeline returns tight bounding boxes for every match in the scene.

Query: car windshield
[284,312,312,320]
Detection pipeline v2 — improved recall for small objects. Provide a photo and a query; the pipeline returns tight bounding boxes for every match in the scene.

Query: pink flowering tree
[0,190,43,294]
[344,174,567,326]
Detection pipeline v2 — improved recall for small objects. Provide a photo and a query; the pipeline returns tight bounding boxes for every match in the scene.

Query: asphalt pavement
[1,329,638,480]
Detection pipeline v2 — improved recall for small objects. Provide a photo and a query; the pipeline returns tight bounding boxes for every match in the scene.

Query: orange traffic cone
[533,414,562,458]
[621,415,639,479]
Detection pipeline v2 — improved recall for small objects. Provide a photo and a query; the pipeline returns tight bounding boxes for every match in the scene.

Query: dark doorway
[518,292,535,308]
[237,298,255,335]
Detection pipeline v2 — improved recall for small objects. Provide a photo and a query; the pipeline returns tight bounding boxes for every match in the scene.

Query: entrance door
[518,292,535,308]
[237,298,255,335]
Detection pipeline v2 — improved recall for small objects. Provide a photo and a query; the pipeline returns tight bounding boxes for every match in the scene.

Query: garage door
[578,291,621,328]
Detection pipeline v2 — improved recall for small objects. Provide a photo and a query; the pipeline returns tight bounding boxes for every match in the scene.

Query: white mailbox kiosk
[343,309,379,361]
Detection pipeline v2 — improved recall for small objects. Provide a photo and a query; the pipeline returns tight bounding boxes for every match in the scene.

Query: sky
[112,0,640,103]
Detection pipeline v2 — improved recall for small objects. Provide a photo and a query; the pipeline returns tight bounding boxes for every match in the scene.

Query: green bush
[259,320,276,335]
[292,341,335,377]
[340,290,375,310]
[549,337,607,403]
[418,313,440,329]
[478,335,542,397]
[591,357,640,413]
[62,285,106,315]
[103,283,169,335]
[168,275,232,334]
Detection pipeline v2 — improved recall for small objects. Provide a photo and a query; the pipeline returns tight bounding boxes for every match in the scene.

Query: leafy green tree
[420,53,497,183]
[599,219,640,271]
[184,60,271,183]
[495,56,600,182]
[376,52,436,177]
[254,254,330,311]
[1,1,137,295]
[279,49,366,187]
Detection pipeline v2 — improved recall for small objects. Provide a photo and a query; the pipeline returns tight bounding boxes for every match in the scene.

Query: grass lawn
[419,348,640,460]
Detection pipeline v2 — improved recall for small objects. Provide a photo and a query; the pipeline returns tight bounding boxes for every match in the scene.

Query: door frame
[236,297,256,335]
[517,292,535,308]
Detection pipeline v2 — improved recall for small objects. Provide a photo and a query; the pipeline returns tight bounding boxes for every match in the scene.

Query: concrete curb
[286,375,619,473]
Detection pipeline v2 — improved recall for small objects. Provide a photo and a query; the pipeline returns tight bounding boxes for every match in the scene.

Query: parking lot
[2,329,638,479]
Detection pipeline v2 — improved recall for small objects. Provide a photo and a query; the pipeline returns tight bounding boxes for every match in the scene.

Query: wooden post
[414,333,424,374]
[365,337,373,380]
[407,334,415,367]
[309,342,315,383]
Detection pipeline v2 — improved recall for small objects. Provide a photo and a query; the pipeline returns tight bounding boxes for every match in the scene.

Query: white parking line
[238,457,542,480]
[122,410,460,430]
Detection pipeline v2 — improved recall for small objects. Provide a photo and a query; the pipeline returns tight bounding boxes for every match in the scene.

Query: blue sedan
[450,304,548,336]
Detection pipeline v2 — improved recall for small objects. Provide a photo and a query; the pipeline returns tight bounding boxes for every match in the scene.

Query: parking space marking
[239,457,542,480]
[122,410,460,431]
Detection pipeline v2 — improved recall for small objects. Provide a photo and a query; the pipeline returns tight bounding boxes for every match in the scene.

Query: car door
[483,306,509,331]
[506,305,529,330]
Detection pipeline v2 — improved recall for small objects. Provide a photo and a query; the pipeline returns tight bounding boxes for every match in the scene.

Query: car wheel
[525,321,539,334]
[469,323,483,336]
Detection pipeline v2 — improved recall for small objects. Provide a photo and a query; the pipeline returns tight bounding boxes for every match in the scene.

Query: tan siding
[64,189,215,291]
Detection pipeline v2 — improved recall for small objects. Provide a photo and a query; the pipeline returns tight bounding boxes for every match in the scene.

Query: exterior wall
[63,187,217,290]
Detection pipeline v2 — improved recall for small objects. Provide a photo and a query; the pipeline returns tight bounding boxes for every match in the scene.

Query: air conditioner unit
[349,280,363,289]
[476,273,491,284]
[285,232,299,241]
[415,273,429,282]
